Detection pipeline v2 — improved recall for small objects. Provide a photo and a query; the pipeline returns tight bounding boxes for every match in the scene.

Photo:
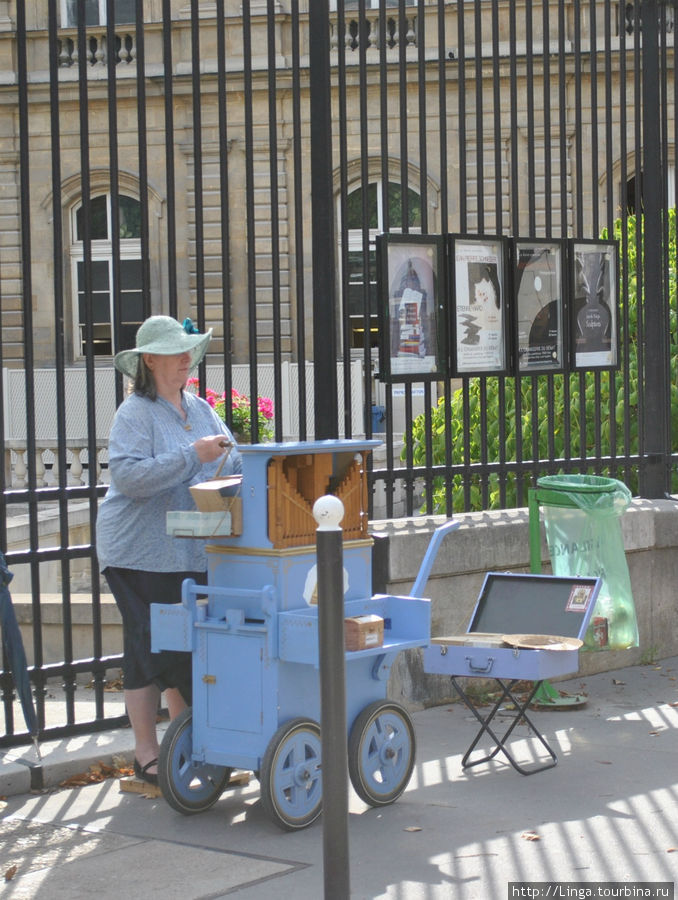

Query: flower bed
[186,378,274,442]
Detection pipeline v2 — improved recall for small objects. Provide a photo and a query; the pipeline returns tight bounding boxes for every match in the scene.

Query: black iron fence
[0,0,675,744]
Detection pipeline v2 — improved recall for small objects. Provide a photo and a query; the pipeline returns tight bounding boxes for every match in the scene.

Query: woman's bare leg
[125,684,162,772]
[165,687,187,720]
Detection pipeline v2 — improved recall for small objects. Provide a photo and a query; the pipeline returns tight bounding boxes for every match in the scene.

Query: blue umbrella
[0,551,39,747]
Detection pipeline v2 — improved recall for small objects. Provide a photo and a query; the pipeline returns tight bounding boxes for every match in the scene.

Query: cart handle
[410,519,461,599]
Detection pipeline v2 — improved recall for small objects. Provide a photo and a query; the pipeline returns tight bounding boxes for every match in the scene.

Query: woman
[97,315,240,785]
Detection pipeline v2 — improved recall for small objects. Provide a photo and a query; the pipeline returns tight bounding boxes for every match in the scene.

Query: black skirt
[104,567,206,701]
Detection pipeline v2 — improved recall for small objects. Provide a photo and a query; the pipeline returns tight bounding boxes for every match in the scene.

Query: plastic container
[528,474,638,651]
[371,404,386,433]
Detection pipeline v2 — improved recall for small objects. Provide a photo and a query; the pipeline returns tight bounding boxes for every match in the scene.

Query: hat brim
[114,329,212,379]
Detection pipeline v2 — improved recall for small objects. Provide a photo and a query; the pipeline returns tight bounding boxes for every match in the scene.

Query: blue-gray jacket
[96,390,241,573]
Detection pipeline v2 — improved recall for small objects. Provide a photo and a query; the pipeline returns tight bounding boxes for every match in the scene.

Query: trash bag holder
[528,473,638,652]
[528,474,619,574]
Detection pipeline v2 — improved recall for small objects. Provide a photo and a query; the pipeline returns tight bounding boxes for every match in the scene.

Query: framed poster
[376,233,447,381]
[513,239,566,373]
[449,234,510,376]
[569,239,619,370]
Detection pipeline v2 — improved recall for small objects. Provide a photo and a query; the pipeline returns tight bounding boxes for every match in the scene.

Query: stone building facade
[0,1,672,375]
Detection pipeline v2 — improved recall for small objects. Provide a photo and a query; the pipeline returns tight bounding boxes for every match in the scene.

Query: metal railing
[0,0,676,745]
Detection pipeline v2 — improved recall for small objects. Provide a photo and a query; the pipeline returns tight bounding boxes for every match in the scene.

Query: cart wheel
[259,717,322,831]
[348,700,416,807]
[158,708,232,815]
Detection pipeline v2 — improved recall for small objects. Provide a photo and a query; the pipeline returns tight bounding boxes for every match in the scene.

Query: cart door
[196,631,265,735]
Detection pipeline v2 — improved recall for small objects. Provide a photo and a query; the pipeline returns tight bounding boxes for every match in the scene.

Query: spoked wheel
[158,707,232,815]
[259,717,322,831]
[348,700,416,807]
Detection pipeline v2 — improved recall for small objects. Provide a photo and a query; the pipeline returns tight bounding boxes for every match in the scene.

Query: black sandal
[134,757,159,786]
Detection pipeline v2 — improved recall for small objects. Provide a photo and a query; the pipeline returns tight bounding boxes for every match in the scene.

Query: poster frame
[513,238,567,374]
[449,233,511,377]
[569,238,619,371]
[376,233,447,383]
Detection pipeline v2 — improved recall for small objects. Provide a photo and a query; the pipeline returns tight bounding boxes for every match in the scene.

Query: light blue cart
[151,439,456,830]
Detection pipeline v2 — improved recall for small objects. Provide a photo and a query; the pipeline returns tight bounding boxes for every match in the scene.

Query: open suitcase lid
[465,572,602,642]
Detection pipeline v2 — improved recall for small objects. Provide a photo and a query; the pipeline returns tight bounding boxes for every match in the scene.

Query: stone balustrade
[3,437,414,514]
[57,32,137,68]
[4,440,109,489]
[330,14,418,55]
[25,3,651,90]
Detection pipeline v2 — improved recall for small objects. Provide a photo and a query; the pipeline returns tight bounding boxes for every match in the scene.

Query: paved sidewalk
[1,659,677,899]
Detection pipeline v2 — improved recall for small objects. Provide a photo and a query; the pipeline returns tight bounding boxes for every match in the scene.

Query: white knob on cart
[313,495,344,530]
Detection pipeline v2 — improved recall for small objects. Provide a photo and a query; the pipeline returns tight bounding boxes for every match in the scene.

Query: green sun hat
[113,316,212,379]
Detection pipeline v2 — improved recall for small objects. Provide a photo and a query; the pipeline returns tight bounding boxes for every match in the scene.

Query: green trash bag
[538,474,639,651]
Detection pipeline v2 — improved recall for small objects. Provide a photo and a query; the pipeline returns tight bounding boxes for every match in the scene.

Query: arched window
[623,166,675,215]
[343,180,421,349]
[70,193,143,358]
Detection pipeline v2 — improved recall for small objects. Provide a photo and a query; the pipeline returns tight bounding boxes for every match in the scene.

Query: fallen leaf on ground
[595,760,612,765]
[404,826,422,832]
[87,672,124,692]
[59,759,133,788]
[521,831,540,841]
[4,866,17,882]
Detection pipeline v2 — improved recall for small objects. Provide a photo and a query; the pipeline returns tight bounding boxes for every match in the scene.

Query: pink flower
[190,380,274,440]
[258,397,274,420]
[204,388,220,408]
[186,378,220,408]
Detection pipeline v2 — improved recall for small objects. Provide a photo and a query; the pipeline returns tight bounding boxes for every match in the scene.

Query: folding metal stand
[423,572,603,778]
[451,675,558,775]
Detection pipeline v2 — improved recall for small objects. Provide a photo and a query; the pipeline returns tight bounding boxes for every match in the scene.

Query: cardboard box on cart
[345,614,384,651]
[166,475,243,538]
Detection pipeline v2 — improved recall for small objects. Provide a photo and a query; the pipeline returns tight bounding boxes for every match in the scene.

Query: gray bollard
[313,495,350,900]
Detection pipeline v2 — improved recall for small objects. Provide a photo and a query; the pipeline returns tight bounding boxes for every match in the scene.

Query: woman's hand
[193,435,232,463]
